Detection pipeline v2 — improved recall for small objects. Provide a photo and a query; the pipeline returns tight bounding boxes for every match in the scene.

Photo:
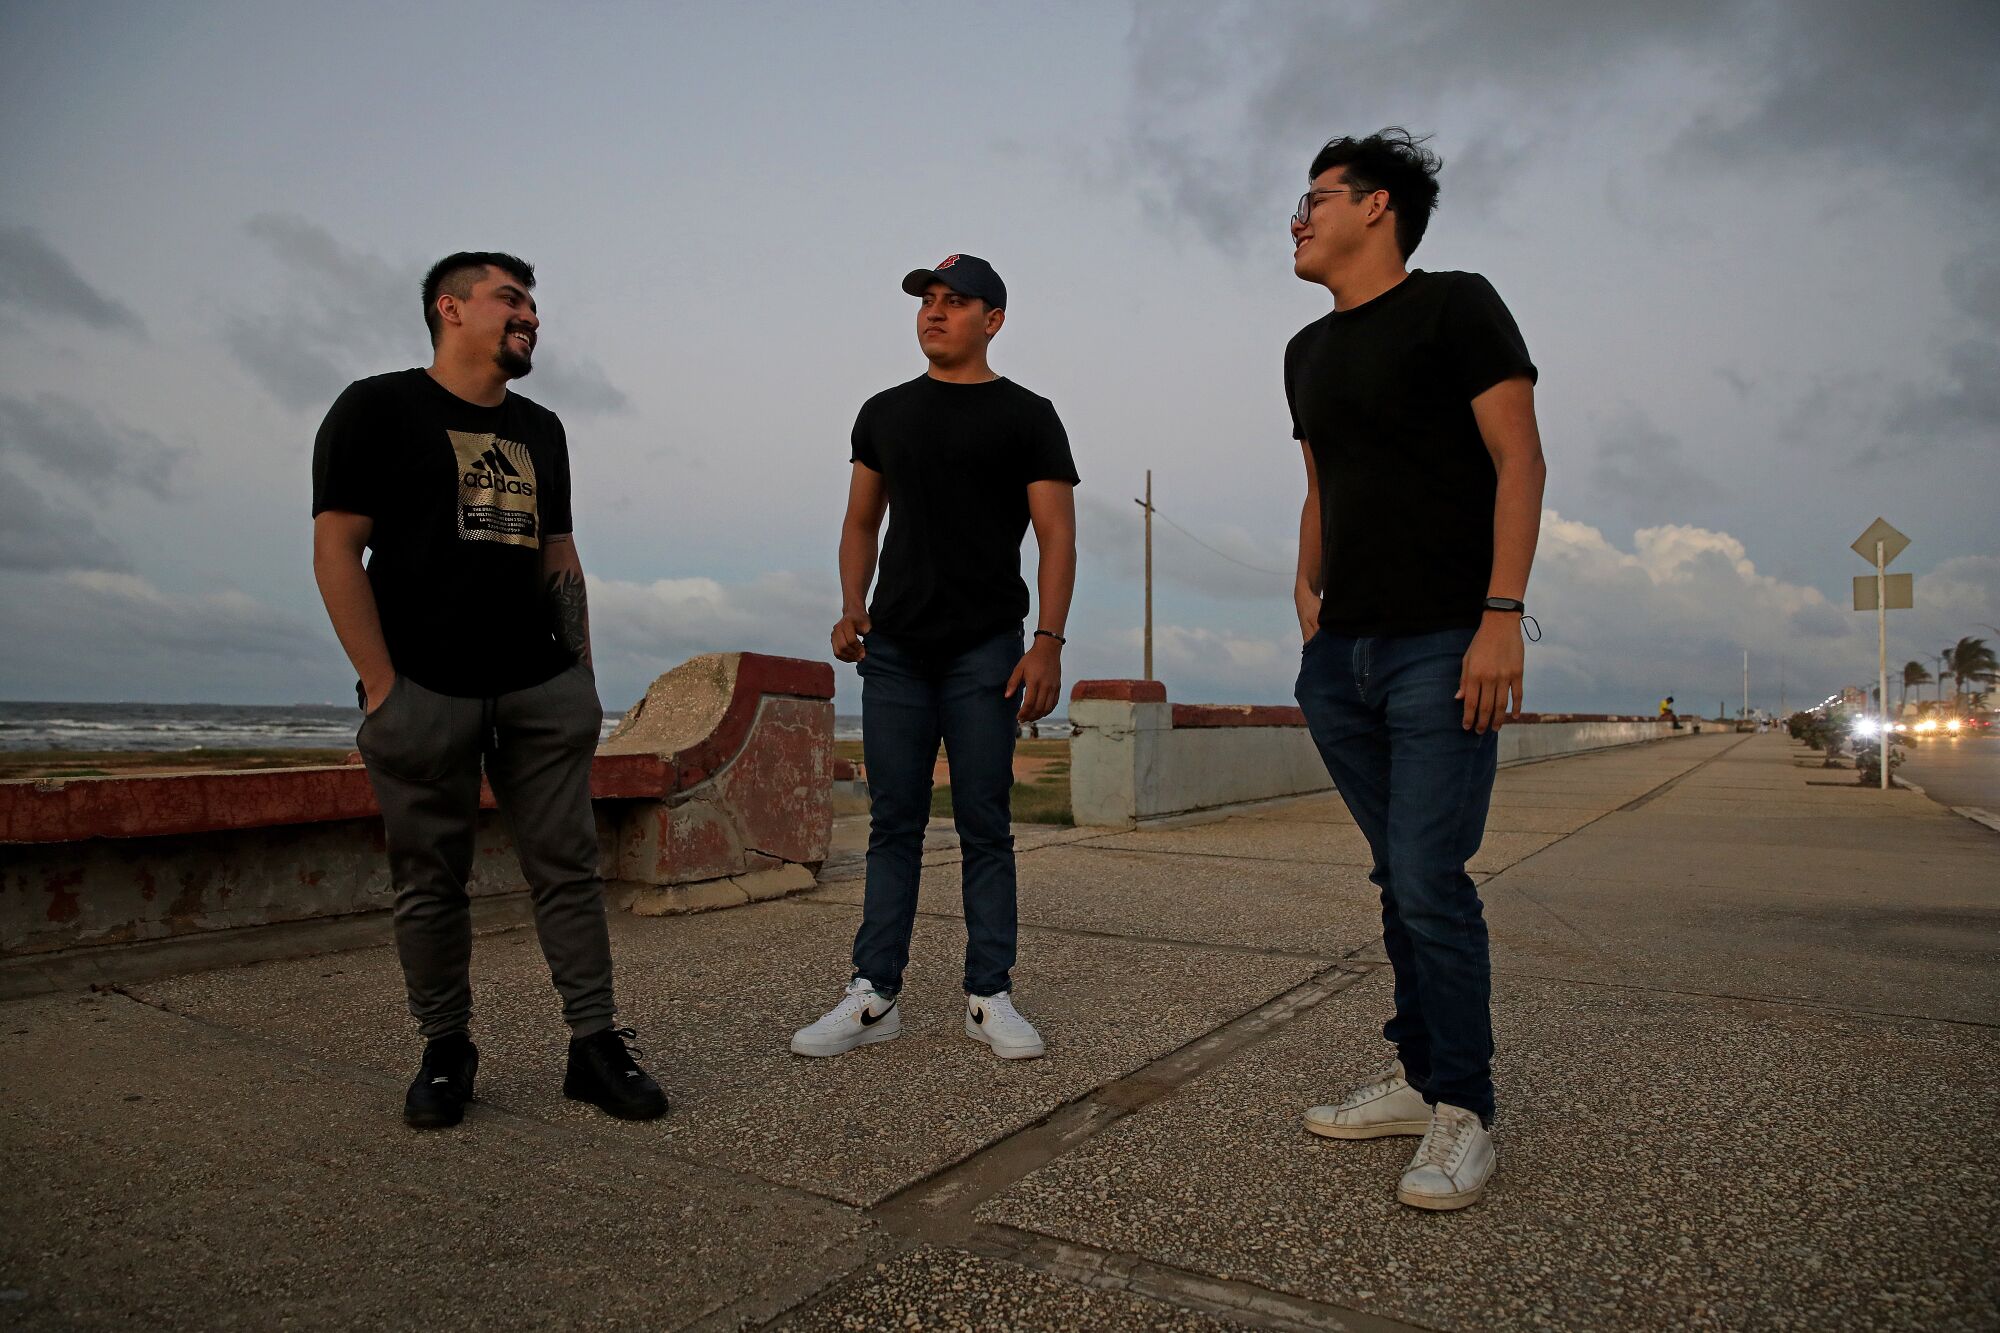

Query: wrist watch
[1483,597,1526,614]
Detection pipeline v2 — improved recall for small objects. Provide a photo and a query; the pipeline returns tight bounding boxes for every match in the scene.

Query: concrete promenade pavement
[4,733,1996,1330]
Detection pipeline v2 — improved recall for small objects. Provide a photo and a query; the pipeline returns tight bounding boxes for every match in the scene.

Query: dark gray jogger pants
[356,662,616,1040]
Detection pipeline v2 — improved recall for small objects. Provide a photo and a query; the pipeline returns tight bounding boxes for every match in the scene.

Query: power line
[1147,505,1294,577]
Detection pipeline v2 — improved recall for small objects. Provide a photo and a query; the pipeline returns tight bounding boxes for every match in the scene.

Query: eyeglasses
[1292,186,1372,227]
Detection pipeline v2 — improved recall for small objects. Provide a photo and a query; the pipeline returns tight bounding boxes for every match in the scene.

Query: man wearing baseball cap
[791,254,1079,1061]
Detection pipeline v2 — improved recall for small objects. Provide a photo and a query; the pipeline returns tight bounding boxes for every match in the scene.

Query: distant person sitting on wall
[1285,130,1544,1211]
[311,251,665,1130]
[1661,696,1681,730]
[791,254,1078,1063]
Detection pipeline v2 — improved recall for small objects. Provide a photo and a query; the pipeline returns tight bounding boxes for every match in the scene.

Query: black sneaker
[563,1026,668,1120]
[404,1032,478,1129]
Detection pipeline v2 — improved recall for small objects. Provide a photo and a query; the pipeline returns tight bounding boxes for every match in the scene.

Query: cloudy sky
[2,1,1995,717]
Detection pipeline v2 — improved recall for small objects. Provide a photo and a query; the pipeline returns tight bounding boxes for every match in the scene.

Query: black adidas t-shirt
[851,374,1079,654]
[312,368,575,697]
[1284,269,1536,636]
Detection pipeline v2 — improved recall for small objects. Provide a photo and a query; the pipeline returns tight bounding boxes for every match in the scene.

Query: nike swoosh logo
[971,1007,985,1025]
[860,1000,896,1027]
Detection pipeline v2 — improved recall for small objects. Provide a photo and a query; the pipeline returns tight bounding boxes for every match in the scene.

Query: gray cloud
[0,392,184,490]
[526,354,630,417]
[1124,0,1733,252]
[1788,602,1848,639]
[0,225,145,334]
[1880,254,2000,448]
[0,393,185,574]
[1123,1,1996,253]
[226,214,628,418]
[0,569,342,701]
[1716,368,1754,399]
[1587,404,1723,513]
[1673,2,2000,203]
[0,463,128,572]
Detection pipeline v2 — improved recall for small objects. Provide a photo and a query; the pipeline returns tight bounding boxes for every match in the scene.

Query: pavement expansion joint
[961,1223,1440,1333]
[1064,840,1349,867]
[1474,733,1755,885]
[1479,876,1604,949]
[98,912,1413,1332]
[1612,732,1754,812]
[750,956,1390,1330]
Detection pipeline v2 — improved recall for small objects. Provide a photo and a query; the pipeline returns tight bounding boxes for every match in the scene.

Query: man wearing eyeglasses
[790,254,1079,1063]
[1285,130,1545,1211]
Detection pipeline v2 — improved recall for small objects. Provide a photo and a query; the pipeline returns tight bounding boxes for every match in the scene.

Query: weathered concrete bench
[1068,679,1686,828]
[0,653,834,962]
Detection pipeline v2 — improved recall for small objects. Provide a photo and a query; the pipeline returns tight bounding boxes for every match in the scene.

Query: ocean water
[0,701,362,752]
[0,704,1030,752]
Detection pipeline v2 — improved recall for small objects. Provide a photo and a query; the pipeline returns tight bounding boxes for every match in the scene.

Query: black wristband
[1483,597,1525,614]
[1034,629,1066,645]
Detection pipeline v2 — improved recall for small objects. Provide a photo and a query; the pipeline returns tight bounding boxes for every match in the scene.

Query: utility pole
[1743,649,1749,722]
[1133,470,1154,681]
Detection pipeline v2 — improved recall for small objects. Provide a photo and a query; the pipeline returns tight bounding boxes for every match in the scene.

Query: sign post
[1850,518,1912,791]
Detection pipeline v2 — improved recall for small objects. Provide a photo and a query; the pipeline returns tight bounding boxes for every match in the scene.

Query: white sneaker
[789,978,901,1057]
[1396,1103,1495,1211]
[1303,1058,1432,1140]
[964,991,1044,1059]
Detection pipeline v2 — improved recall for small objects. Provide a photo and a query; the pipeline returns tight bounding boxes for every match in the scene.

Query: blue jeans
[1294,625,1498,1124]
[852,628,1023,996]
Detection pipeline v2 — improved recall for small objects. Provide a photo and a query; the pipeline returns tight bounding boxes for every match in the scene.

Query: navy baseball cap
[901,253,1006,309]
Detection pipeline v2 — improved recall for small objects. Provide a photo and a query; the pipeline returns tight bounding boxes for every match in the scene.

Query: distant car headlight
[1892,722,1908,732]
[1947,719,1963,732]
[1852,718,1880,737]
[1916,719,1938,733]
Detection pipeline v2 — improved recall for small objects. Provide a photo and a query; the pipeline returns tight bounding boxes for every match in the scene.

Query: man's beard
[496,332,534,379]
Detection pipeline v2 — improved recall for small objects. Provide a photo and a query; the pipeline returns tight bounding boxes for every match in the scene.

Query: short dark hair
[421,251,535,345]
[1308,128,1441,259]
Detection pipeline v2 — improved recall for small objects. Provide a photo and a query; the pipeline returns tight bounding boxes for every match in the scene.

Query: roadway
[1898,735,2000,813]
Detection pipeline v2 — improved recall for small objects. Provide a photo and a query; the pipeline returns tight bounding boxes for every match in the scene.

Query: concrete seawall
[0,653,835,962]
[1068,680,1685,828]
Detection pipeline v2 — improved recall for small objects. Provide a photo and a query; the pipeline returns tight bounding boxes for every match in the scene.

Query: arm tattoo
[547,569,591,666]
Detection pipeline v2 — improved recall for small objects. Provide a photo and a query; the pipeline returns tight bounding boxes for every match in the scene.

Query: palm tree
[1901,660,1932,711]
[1945,637,1999,709]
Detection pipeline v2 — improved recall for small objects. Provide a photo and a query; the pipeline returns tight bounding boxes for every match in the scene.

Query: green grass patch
[838,735,1074,825]
[930,779,1073,826]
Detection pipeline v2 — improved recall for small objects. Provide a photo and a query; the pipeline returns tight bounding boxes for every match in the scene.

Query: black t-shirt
[850,374,1079,654]
[312,368,576,697]
[1284,269,1536,636]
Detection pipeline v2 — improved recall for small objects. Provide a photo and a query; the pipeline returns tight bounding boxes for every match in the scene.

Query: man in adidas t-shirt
[312,251,665,1129]
[1284,132,1545,1210]
[791,254,1079,1062]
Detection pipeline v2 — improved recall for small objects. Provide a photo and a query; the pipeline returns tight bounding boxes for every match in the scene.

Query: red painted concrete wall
[1,654,835,958]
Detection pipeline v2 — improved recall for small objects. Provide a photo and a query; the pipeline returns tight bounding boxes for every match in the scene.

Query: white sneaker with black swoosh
[964,991,1044,1059]
[790,978,901,1057]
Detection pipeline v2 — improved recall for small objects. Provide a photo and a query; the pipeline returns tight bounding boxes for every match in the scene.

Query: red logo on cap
[935,254,960,269]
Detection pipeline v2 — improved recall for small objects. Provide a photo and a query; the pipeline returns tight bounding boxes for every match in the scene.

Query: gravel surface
[134,902,1326,1206]
[981,971,2000,1331]
[0,989,878,1331]
[779,1245,1250,1332]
